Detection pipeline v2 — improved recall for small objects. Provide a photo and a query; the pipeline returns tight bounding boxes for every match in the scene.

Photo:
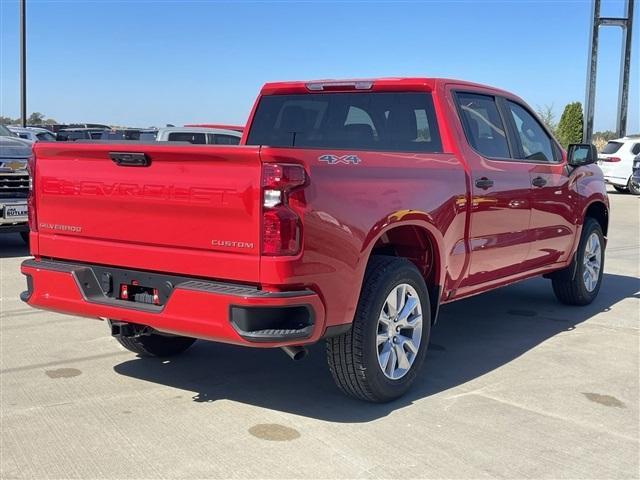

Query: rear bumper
[20,259,326,347]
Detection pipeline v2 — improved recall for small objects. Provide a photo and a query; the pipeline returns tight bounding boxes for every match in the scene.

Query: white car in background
[598,136,640,194]
[155,127,241,145]
[7,126,57,143]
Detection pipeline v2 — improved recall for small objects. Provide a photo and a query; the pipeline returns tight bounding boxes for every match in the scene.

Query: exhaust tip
[281,345,308,361]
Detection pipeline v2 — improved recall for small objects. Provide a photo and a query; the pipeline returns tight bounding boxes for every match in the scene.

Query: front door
[503,99,577,268]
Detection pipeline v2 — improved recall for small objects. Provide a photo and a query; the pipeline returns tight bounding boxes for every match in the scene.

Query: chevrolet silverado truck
[1,126,31,244]
[20,78,608,402]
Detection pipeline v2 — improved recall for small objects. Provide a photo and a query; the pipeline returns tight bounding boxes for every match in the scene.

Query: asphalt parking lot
[1,187,638,480]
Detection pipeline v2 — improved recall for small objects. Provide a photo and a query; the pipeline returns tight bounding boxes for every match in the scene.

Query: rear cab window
[246,92,442,153]
[167,132,207,144]
[209,134,240,145]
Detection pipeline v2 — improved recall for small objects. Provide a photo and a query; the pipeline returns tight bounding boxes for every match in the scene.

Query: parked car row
[598,136,640,195]
[4,124,244,146]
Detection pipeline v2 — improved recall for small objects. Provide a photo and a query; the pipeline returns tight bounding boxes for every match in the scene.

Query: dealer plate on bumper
[2,203,28,220]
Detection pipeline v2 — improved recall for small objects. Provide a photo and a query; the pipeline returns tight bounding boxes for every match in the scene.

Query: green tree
[556,102,584,147]
[27,112,46,124]
[593,130,617,141]
[0,116,16,125]
[536,104,556,136]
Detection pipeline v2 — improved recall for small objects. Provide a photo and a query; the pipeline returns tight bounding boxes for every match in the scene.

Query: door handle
[475,177,494,190]
[109,152,150,167]
[532,176,547,187]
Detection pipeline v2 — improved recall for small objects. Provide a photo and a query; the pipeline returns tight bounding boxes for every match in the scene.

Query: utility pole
[584,0,635,143]
[19,0,27,127]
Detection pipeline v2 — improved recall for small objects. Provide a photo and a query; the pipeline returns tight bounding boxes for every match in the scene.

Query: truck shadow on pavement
[0,233,29,258]
[113,273,639,422]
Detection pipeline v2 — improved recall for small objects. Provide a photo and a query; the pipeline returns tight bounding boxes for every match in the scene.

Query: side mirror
[567,143,598,167]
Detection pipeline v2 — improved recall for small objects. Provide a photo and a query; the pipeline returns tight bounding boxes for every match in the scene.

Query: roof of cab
[260,77,513,96]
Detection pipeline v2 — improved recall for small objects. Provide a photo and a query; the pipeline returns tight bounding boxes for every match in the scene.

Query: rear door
[452,91,534,290]
[34,143,263,282]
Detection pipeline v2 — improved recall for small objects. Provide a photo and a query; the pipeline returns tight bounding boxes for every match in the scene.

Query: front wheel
[551,218,604,305]
[326,256,431,402]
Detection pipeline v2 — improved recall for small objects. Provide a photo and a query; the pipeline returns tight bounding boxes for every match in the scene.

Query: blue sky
[0,0,638,132]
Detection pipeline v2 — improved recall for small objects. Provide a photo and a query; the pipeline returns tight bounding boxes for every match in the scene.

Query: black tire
[613,185,628,193]
[19,231,29,246]
[326,256,431,402]
[115,331,196,357]
[551,218,605,306]
[627,178,640,196]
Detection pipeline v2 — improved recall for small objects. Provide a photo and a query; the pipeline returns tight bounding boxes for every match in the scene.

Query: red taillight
[263,207,300,255]
[262,163,306,190]
[119,284,129,300]
[261,163,306,256]
[605,156,621,162]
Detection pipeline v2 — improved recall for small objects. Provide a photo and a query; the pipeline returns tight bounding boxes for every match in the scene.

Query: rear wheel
[551,218,604,305]
[19,231,29,246]
[326,256,431,402]
[114,328,196,357]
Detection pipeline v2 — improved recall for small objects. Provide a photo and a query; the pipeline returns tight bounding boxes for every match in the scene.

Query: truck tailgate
[33,143,262,283]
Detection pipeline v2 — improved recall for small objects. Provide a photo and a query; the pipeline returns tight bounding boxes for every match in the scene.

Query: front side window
[246,92,442,153]
[507,101,555,162]
[455,92,510,159]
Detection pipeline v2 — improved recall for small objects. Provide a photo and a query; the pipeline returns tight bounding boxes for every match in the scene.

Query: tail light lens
[604,156,621,162]
[27,153,37,232]
[262,163,306,256]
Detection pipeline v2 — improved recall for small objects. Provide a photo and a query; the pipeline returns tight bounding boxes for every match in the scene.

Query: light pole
[584,0,635,142]
[19,0,26,127]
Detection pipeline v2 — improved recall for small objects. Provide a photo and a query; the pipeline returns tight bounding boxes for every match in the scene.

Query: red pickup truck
[21,78,608,402]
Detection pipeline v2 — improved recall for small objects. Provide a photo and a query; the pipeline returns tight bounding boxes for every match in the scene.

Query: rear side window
[167,132,206,144]
[602,141,623,154]
[209,134,240,145]
[246,92,442,153]
[455,92,510,159]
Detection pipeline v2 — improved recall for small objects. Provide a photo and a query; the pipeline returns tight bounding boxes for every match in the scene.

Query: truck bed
[32,143,263,283]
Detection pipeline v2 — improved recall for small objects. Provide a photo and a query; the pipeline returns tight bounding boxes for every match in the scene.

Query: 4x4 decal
[318,154,361,165]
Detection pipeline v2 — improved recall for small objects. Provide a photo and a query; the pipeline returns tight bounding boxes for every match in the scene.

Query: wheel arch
[584,200,609,238]
[361,215,446,324]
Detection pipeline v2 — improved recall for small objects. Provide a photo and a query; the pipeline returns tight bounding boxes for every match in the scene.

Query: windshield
[36,132,57,142]
[0,125,16,137]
